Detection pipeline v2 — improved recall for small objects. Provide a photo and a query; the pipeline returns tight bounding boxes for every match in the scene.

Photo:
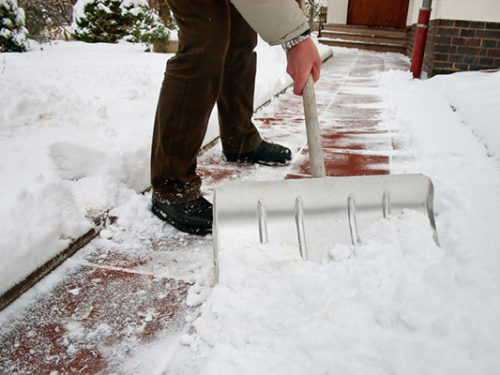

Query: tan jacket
[231,0,309,46]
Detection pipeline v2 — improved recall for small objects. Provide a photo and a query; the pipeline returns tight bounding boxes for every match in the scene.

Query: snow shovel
[213,76,439,276]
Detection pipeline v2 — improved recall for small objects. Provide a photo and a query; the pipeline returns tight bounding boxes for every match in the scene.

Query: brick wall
[408,19,500,76]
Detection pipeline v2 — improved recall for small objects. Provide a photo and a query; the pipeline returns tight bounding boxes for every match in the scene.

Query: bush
[18,0,75,42]
[128,5,169,47]
[305,0,322,30]
[0,0,28,52]
[71,0,170,46]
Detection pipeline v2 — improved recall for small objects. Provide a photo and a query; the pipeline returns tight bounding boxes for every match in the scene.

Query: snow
[180,67,500,374]
[378,69,500,274]
[195,213,452,374]
[429,72,500,158]
[1,37,500,374]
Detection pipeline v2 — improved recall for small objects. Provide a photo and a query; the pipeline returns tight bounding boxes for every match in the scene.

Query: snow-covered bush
[71,0,169,45]
[19,0,74,42]
[0,0,28,52]
[128,5,169,49]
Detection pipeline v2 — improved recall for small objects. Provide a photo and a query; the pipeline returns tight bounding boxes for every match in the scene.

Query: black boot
[223,140,292,166]
[152,195,213,235]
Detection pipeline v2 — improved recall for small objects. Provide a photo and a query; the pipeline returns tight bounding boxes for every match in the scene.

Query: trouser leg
[217,5,262,154]
[150,0,231,203]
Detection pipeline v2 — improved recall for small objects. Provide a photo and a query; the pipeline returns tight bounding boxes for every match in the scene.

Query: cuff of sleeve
[281,29,311,52]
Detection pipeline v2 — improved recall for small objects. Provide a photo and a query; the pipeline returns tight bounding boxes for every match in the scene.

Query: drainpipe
[410,0,432,78]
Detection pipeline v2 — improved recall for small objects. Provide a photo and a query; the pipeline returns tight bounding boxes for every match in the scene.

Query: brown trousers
[150,0,262,203]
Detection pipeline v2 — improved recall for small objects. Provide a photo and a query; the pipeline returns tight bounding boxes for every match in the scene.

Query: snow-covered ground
[0,38,297,296]
[1,39,500,374]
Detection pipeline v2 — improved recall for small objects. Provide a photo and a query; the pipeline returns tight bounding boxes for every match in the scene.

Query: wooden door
[347,0,410,29]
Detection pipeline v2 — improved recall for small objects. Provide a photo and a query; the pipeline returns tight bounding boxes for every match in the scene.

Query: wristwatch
[281,30,311,52]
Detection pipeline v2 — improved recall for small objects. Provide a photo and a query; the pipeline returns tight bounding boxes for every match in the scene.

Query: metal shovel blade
[212,76,439,278]
[213,173,439,271]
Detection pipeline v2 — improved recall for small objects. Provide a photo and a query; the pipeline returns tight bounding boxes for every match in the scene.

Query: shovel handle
[302,75,326,178]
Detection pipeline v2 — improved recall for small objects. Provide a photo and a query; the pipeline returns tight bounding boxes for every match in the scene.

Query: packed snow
[1,37,500,375]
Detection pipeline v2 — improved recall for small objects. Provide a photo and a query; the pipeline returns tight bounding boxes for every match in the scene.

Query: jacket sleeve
[231,0,310,46]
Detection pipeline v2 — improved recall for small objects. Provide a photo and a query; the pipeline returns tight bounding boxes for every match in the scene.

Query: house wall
[407,0,500,24]
[406,0,500,76]
[411,20,500,76]
[325,0,500,76]
[327,0,500,25]
[326,0,348,24]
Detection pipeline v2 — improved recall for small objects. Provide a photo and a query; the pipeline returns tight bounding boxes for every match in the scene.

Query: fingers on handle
[293,72,309,95]
[294,63,320,95]
[312,63,321,82]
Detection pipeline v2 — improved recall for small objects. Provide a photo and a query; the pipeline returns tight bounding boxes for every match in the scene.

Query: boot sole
[223,155,291,166]
[152,205,212,236]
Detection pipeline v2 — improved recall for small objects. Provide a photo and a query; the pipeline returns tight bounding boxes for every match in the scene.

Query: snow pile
[378,70,500,271]
[431,71,500,158]
[379,70,500,159]
[0,42,161,294]
[194,210,499,374]
[190,216,499,373]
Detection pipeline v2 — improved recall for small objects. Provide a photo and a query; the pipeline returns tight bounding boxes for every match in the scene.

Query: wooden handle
[302,75,326,178]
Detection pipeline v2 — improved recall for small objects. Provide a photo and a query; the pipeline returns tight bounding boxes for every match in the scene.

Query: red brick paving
[0,49,410,374]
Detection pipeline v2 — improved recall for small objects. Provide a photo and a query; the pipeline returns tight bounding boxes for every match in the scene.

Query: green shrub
[72,0,136,43]
[128,5,169,48]
[18,0,75,42]
[71,0,170,47]
[0,0,28,52]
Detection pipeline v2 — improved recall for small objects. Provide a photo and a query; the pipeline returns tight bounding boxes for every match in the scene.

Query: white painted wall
[408,0,500,24]
[326,0,348,24]
[326,0,500,25]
